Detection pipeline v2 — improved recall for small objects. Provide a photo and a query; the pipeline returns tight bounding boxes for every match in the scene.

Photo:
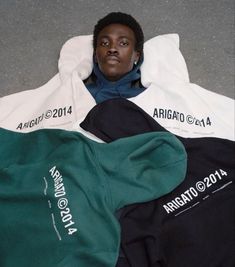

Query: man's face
[95,23,140,81]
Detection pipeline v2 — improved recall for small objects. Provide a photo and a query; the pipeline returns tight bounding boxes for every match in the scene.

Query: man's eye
[100,41,109,46]
[120,41,129,46]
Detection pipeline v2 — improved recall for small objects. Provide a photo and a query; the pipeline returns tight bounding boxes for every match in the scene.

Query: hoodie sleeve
[58,35,93,82]
[141,34,189,87]
[94,131,187,211]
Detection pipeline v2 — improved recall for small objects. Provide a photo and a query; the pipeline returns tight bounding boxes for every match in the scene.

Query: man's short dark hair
[93,12,144,55]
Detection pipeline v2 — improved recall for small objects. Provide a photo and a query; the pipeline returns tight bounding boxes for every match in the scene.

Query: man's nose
[107,48,118,55]
[107,43,118,55]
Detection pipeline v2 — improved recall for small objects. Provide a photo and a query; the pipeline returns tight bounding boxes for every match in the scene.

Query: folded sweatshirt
[80,98,235,267]
[0,127,186,267]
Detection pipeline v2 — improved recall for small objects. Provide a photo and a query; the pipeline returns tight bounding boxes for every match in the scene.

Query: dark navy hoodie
[86,59,145,103]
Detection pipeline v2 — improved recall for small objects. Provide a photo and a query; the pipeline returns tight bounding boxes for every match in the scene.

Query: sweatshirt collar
[92,57,143,89]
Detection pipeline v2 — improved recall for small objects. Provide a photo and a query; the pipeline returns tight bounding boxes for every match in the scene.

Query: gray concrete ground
[0,0,234,99]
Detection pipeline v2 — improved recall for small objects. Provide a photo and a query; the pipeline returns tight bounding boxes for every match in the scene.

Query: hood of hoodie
[86,57,145,103]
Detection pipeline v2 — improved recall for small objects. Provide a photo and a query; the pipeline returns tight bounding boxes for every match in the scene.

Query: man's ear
[135,51,140,63]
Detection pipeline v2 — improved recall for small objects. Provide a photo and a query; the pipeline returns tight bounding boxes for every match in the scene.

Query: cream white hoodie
[0,34,234,140]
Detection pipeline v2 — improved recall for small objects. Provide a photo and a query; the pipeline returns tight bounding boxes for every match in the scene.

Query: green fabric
[0,128,186,267]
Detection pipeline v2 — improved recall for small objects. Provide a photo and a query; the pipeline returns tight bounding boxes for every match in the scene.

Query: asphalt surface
[0,0,234,99]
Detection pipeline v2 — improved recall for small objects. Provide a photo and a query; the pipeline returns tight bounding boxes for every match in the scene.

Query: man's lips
[105,55,120,63]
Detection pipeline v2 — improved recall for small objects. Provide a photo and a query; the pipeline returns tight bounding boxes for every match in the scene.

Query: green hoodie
[0,128,186,267]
